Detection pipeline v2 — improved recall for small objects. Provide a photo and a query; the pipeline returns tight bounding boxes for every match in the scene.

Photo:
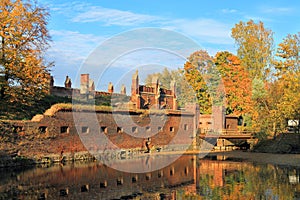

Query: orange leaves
[215,51,253,116]
[0,0,51,106]
[183,50,214,114]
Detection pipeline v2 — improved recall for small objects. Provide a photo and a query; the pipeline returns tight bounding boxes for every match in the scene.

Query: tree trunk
[0,34,6,99]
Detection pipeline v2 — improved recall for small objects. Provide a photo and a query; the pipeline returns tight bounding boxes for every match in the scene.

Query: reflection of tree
[177,160,296,200]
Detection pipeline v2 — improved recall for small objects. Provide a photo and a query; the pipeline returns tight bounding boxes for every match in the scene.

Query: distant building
[49,71,241,133]
[130,70,177,110]
[198,112,239,134]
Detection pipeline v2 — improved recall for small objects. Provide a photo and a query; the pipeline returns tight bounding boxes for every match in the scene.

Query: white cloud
[171,19,233,45]
[57,2,232,45]
[221,9,238,14]
[72,6,163,26]
[49,2,233,45]
[48,30,104,64]
[260,7,294,14]
[46,2,235,85]
[46,30,106,85]
[243,15,272,22]
[49,1,91,15]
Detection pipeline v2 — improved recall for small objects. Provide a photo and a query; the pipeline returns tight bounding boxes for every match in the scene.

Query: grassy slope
[0,94,119,120]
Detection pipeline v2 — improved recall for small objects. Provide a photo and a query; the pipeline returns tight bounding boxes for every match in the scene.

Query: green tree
[0,0,51,107]
[252,79,283,136]
[231,20,275,135]
[274,33,300,133]
[145,68,172,88]
[231,20,274,80]
[144,67,196,109]
[251,33,300,136]
[183,50,215,114]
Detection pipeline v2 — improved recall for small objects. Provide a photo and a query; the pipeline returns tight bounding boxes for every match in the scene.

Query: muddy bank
[0,151,95,168]
[253,133,300,154]
[209,150,300,167]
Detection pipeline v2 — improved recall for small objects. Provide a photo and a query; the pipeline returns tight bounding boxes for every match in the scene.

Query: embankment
[253,133,300,154]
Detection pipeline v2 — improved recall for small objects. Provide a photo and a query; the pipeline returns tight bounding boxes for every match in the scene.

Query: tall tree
[274,33,300,133]
[231,20,274,80]
[274,33,299,77]
[214,51,253,116]
[183,50,215,114]
[251,33,300,136]
[0,0,51,106]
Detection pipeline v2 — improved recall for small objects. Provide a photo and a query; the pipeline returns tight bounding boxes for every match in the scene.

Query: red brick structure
[50,74,125,98]
[225,115,239,131]
[2,104,197,158]
[198,108,239,134]
[131,70,177,110]
[6,70,244,157]
[64,76,72,88]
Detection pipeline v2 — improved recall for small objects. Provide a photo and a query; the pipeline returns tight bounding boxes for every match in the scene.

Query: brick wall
[5,108,196,155]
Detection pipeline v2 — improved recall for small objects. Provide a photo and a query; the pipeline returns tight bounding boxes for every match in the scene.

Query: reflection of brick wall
[198,160,224,187]
[3,156,195,199]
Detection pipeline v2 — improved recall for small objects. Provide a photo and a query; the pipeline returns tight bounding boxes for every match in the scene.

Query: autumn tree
[273,33,300,133]
[183,50,222,114]
[0,0,51,109]
[231,20,275,135]
[231,20,274,80]
[214,51,253,116]
[250,33,299,136]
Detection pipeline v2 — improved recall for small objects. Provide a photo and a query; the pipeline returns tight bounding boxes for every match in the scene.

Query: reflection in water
[0,154,300,199]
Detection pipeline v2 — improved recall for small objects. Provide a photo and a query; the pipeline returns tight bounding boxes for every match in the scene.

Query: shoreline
[1,149,300,168]
[207,150,300,167]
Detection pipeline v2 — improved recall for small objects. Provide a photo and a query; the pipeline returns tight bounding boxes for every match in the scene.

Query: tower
[170,80,177,110]
[131,70,140,109]
[120,84,126,95]
[108,82,114,94]
[80,74,89,95]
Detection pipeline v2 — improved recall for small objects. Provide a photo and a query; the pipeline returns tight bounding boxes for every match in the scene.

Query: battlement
[50,71,178,111]
[50,74,127,98]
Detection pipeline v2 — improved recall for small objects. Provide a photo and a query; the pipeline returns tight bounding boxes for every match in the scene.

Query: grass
[0,94,122,120]
[0,95,72,120]
[0,92,181,120]
[44,103,113,116]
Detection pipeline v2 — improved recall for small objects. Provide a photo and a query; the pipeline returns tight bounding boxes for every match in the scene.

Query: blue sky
[40,0,300,91]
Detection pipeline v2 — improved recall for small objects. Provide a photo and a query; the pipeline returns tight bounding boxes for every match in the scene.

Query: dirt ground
[208,150,300,167]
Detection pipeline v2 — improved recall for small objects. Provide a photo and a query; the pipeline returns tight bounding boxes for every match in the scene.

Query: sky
[39,0,300,92]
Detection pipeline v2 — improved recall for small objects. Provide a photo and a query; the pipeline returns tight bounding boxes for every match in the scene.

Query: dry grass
[44,103,113,116]
[42,103,184,118]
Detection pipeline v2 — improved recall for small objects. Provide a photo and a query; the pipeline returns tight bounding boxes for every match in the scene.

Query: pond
[0,154,300,200]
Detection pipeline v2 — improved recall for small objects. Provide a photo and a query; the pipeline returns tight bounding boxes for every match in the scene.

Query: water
[0,154,300,200]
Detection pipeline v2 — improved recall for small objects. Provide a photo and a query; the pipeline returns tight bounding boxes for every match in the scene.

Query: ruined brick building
[49,70,239,133]
[1,70,243,159]
[130,70,177,110]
